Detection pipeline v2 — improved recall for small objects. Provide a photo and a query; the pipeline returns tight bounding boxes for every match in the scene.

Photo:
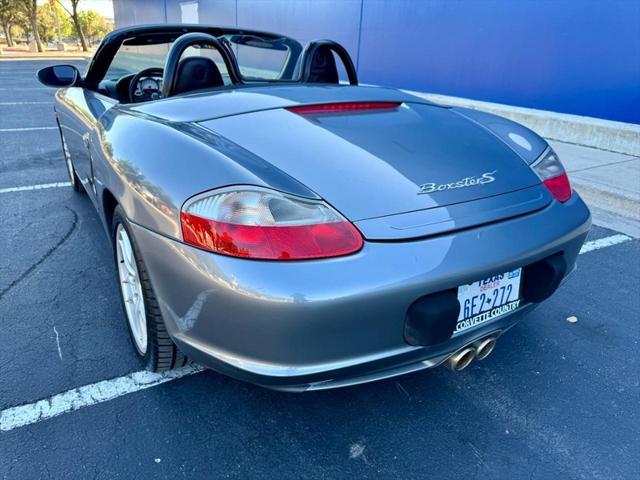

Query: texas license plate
[454,269,523,335]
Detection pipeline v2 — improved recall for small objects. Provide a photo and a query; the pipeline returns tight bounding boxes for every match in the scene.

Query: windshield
[105,43,169,80]
[104,34,302,82]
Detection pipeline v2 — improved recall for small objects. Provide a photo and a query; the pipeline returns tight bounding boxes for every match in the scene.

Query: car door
[56,88,116,197]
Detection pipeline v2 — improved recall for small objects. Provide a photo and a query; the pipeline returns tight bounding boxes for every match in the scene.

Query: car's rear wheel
[59,129,82,192]
[112,206,188,371]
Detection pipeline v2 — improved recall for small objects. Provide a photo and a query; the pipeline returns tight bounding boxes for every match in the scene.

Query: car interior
[92,30,357,104]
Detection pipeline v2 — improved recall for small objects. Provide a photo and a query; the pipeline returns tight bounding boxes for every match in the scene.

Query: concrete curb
[0,55,91,60]
[406,91,640,157]
[0,48,93,60]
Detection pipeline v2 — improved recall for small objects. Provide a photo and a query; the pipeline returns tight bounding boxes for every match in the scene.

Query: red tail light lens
[543,173,572,203]
[287,102,401,115]
[532,148,572,203]
[181,188,363,260]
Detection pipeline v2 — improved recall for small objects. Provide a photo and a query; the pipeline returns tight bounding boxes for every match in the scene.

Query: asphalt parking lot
[1,59,639,479]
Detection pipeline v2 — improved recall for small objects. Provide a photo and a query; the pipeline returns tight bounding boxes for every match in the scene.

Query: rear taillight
[531,148,572,202]
[287,101,401,115]
[180,187,363,260]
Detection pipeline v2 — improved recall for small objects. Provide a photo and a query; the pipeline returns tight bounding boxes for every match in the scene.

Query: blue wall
[113,0,640,124]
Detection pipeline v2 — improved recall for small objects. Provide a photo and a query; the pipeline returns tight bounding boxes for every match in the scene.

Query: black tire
[112,206,188,371]
[58,127,82,193]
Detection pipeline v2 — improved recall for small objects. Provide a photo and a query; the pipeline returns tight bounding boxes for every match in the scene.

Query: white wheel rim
[116,224,147,354]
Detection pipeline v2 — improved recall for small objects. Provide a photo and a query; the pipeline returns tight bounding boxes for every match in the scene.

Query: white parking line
[0,101,50,105]
[579,234,632,254]
[0,126,57,132]
[0,365,203,432]
[0,182,70,194]
[0,232,634,432]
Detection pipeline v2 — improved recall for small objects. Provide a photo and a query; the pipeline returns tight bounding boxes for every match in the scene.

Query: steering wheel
[128,67,164,103]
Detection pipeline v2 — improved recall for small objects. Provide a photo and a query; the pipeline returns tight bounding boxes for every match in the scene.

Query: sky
[39,1,115,19]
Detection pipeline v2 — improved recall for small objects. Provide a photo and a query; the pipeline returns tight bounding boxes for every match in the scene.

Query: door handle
[82,133,90,148]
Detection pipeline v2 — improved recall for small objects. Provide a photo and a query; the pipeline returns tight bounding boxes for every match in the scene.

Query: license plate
[454,269,523,335]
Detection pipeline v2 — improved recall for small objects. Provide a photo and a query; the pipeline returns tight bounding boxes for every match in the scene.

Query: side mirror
[37,65,80,88]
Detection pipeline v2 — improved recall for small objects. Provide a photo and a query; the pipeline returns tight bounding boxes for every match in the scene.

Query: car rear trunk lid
[200,102,548,239]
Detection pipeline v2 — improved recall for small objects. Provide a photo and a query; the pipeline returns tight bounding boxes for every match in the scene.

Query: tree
[16,0,43,52]
[0,0,18,47]
[37,2,71,44]
[77,10,109,43]
[57,0,87,52]
[11,8,31,40]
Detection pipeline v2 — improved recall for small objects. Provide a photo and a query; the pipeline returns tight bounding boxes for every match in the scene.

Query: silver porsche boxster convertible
[38,24,591,391]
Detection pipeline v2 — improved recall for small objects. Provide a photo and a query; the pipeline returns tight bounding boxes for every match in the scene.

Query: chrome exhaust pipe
[473,336,497,360]
[446,346,476,371]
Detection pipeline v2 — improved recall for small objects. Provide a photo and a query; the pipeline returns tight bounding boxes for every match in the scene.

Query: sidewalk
[0,52,93,60]
[550,141,640,237]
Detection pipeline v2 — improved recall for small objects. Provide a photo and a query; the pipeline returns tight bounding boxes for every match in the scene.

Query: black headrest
[173,56,224,95]
[307,46,339,84]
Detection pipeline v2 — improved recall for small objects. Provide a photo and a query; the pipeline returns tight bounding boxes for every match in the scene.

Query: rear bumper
[131,193,591,391]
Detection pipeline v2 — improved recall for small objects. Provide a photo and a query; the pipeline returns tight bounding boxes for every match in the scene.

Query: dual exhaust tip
[446,336,497,372]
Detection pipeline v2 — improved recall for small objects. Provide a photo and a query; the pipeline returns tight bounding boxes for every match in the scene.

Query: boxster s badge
[418,170,497,194]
